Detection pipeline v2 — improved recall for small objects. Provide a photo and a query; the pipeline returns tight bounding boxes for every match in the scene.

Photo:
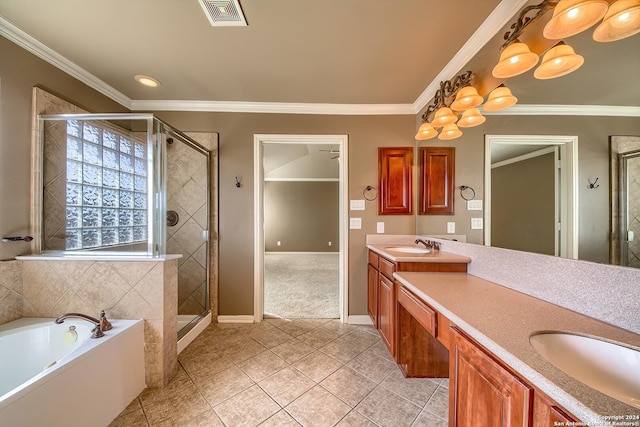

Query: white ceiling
[0,0,638,115]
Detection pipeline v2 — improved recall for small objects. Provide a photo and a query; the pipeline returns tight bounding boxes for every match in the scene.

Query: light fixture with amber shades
[457,108,486,128]
[483,85,518,111]
[431,107,458,127]
[543,0,609,39]
[593,0,640,42]
[450,86,484,110]
[534,41,585,79]
[492,41,539,78]
[415,122,439,140]
[438,123,463,140]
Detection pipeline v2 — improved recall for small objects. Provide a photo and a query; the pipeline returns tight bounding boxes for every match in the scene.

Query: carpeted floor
[264,252,340,319]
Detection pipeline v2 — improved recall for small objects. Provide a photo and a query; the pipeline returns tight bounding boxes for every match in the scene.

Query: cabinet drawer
[368,250,379,268]
[397,285,437,336]
[379,257,395,280]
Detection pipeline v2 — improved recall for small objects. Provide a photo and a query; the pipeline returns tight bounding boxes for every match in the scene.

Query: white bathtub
[0,317,145,427]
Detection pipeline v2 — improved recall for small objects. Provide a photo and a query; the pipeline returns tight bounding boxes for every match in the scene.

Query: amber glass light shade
[534,42,584,79]
[457,108,486,128]
[450,86,484,111]
[438,123,462,140]
[483,85,518,111]
[415,122,438,140]
[593,0,640,42]
[544,0,608,39]
[431,107,458,127]
[492,42,539,78]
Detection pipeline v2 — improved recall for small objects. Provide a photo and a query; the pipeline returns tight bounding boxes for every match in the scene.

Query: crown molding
[130,99,414,115]
[483,104,640,117]
[412,0,530,114]
[0,16,132,109]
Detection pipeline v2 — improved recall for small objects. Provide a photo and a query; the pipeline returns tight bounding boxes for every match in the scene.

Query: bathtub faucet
[54,312,107,339]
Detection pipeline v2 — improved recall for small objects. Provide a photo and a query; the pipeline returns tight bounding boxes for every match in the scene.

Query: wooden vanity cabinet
[450,327,533,427]
[419,146,455,215]
[533,391,579,427]
[378,147,413,215]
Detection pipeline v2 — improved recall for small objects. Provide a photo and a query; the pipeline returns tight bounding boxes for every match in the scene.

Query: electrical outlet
[328,241,332,246]
[350,218,362,229]
[377,222,385,233]
[447,222,455,233]
[276,241,281,246]
[471,218,483,229]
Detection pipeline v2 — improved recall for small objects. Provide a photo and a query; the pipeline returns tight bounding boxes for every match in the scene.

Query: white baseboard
[217,315,255,324]
[347,315,373,325]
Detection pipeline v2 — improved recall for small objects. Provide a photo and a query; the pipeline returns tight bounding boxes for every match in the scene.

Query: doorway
[484,135,578,259]
[254,135,349,322]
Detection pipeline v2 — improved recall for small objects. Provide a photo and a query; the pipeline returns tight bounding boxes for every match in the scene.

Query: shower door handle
[202,230,209,242]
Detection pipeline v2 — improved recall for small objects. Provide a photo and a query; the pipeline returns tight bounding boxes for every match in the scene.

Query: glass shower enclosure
[37,113,211,338]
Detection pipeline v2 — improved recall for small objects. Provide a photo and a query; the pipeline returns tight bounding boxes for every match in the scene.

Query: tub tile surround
[17,258,179,388]
[0,261,23,324]
[369,235,640,335]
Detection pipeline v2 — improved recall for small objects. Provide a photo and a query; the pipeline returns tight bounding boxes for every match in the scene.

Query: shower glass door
[161,124,211,337]
[620,150,640,268]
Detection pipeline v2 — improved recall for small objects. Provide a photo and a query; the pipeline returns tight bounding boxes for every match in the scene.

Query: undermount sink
[529,332,640,409]
[385,246,431,254]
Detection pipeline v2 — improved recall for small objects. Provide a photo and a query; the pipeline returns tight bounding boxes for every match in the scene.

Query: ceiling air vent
[197,0,248,26]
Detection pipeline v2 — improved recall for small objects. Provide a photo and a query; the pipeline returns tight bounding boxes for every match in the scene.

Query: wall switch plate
[471,218,483,229]
[350,200,365,210]
[350,218,362,229]
[447,222,455,233]
[467,200,483,210]
[377,222,385,233]
[276,241,281,246]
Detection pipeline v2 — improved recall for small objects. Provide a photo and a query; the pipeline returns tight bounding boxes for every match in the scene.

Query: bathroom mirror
[417,6,640,268]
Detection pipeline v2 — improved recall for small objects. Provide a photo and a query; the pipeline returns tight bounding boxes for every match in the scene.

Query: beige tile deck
[109,319,449,427]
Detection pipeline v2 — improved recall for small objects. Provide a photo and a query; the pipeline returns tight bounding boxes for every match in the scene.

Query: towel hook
[588,178,599,189]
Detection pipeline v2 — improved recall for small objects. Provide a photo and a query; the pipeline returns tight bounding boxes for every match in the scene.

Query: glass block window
[65,120,148,250]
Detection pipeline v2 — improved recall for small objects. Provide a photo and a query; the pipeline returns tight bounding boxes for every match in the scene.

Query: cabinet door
[419,147,455,214]
[378,274,395,357]
[533,392,579,427]
[378,147,413,215]
[367,264,378,328]
[450,327,533,427]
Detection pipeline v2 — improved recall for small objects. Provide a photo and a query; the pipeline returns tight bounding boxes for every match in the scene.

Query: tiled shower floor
[109,319,449,427]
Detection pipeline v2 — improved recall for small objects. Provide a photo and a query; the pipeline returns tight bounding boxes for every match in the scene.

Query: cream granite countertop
[366,244,471,264]
[394,271,640,426]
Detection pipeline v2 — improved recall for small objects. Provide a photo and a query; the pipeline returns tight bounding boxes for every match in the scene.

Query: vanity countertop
[366,244,471,264]
[394,271,640,424]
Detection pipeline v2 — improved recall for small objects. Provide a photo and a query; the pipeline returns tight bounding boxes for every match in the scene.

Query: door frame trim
[253,134,349,323]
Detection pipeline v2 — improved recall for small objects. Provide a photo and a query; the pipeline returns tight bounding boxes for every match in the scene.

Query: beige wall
[155,111,416,316]
[265,181,339,252]
[491,152,555,255]
[416,115,640,265]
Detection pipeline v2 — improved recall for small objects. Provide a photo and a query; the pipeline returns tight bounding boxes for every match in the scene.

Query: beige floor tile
[180,351,235,380]
[270,338,316,363]
[367,341,395,362]
[297,328,340,348]
[220,336,269,363]
[317,319,357,336]
[155,409,225,427]
[259,366,316,406]
[379,368,440,407]
[139,368,194,406]
[355,387,421,427]
[116,397,142,417]
[344,328,380,348]
[319,338,368,363]
[142,384,211,426]
[320,367,376,407]
[346,349,397,383]
[251,327,295,348]
[335,411,378,427]
[259,410,302,427]
[286,386,351,427]
[293,350,343,382]
[422,386,449,420]
[214,385,280,426]
[198,365,255,407]
[237,349,289,382]
[411,410,448,427]
[108,408,149,427]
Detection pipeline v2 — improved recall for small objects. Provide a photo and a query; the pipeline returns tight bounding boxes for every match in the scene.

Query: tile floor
[109,319,449,427]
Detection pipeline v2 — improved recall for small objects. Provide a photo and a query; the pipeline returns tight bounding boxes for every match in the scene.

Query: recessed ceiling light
[134,75,161,88]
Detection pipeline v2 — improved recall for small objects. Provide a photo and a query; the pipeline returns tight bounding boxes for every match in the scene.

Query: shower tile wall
[166,139,209,317]
[0,261,23,325]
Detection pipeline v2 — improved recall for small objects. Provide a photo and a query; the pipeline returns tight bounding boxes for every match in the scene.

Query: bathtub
[0,317,145,427]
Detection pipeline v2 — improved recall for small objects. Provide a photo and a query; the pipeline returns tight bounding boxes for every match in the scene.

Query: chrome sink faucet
[415,238,441,252]
[54,310,112,339]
